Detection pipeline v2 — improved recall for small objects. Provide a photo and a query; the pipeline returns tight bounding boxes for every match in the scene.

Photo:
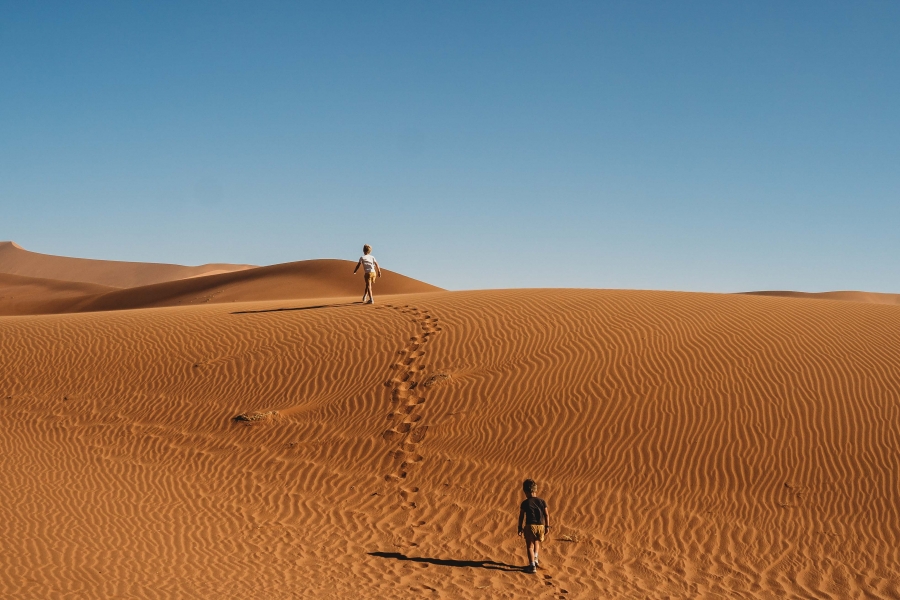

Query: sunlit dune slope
[0,241,254,288]
[0,273,117,316]
[744,289,900,305]
[65,259,443,313]
[0,258,443,315]
[1,289,898,599]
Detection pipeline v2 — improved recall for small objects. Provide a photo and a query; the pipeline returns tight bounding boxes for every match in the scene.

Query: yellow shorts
[524,524,545,543]
[365,271,377,282]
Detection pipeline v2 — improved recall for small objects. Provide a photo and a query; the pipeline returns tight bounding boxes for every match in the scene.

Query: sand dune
[1,288,898,598]
[0,241,254,288]
[68,259,444,313]
[0,272,117,316]
[0,258,442,316]
[745,289,900,305]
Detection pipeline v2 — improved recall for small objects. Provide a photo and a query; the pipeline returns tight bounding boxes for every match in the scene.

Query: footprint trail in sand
[377,305,570,596]
[378,304,442,509]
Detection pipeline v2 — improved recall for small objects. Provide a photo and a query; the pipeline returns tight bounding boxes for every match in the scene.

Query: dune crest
[0,259,442,315]
[0,241,254,288]
[0,244,443,315]
[69,258,444,313]
[744,289,900,305]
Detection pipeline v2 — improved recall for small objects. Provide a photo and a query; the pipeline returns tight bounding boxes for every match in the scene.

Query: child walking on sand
[517,479,550,574]
[353,244,382,304]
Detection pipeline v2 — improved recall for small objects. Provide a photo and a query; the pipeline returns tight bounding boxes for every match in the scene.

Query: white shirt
[360,255,377,273]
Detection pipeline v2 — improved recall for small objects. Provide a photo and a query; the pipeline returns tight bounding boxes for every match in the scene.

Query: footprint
[401,454,424,469]
[390,449,407,460]
[409,425,428,443]
[399,488,414,499]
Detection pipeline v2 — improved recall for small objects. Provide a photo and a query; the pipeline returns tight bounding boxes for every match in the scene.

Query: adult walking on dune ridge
[353,244,382,304]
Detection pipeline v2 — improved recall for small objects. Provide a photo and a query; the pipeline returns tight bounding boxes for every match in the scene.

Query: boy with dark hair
[517,479,550,574]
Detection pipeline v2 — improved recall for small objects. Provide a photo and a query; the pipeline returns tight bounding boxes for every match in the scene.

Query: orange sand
[0,272,116,316]
[1,246,899,599]
[745,289,900,305]
[0,241,254,288]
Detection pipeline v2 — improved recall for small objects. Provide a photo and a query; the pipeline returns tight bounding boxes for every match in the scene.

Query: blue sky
[2,1,898,292]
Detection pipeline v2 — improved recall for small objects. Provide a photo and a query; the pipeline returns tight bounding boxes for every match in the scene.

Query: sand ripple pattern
[378,304,442,510]
[1,290,899,598]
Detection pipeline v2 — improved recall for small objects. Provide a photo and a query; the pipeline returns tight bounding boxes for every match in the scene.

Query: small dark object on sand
[233,410,278,422]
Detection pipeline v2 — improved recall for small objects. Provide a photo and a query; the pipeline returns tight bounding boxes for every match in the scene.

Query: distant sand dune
[67,259,444,313]
[0,241,254,288]
[1,288,898,598]
[0,253,443,315]
[0,272,117,316]
[744,289,900,305]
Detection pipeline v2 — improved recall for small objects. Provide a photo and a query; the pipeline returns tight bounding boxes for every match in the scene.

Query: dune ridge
[744,289,900,305]
[1,289,898,598]
[0,241,255,288]
[0,258,443,316]
[0,272,117,316]
[67,259,444,313]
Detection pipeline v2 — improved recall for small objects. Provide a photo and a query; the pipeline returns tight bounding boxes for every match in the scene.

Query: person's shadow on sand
[232,302,366,315]
[368,551,523,572]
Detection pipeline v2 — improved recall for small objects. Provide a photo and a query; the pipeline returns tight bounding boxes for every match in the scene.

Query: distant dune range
[0,241,255,288]
[1,244,898,598]
[0,242,443,315]
[744,289,900,305]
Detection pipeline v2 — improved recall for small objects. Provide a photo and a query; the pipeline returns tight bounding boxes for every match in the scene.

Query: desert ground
[1,241,898,599]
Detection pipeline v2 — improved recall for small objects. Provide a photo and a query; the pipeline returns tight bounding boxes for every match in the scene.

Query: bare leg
[364,279,373,302]
[534,540,541,565]
[525,539,536,566]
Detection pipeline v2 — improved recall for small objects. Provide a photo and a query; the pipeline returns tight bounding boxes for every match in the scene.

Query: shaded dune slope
[1,290,898,598]
[0,241,254,288]
[744,289,900,305]
[0,273,117,316]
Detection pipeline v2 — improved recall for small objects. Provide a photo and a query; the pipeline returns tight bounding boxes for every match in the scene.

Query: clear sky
[2,1,898,292]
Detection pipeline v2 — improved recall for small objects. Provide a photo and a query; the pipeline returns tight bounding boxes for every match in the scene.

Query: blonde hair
[363,244,372,254]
